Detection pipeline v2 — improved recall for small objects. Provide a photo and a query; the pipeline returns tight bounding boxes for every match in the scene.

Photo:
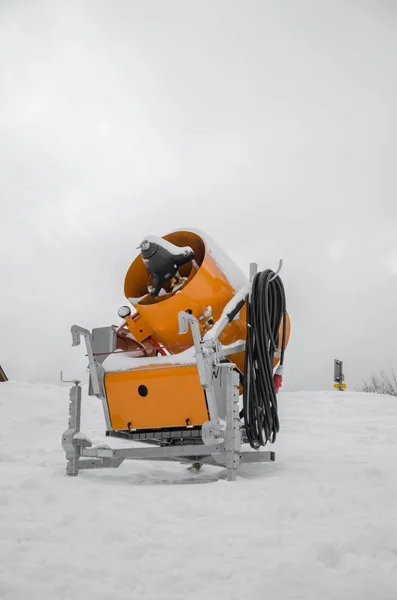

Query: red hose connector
[274,365,283,394]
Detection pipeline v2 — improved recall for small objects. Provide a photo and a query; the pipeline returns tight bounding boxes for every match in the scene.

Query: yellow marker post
[333,381,347,390]
[334,359,346,391]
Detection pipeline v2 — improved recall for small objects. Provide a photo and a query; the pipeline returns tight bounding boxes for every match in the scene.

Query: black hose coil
[243,270,287,449]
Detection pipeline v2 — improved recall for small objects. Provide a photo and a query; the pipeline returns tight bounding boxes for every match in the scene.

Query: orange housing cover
[105,364,209,430]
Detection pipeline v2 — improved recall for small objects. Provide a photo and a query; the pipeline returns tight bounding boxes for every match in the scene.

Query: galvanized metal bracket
[70,324,107,400]
[61,382,84,476]
[178,311,221,430]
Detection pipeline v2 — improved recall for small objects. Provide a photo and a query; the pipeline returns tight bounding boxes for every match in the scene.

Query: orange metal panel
[124,313,154,343]
[105,365,209,430]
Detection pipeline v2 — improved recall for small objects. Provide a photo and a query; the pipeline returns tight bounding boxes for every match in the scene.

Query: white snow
[141,235,194,258]
[103,346,196,372]
[1,382,397,599]
[204,281,251,341]
[73,432,92,444]
[103,339,246,372]
[173,227,248,292]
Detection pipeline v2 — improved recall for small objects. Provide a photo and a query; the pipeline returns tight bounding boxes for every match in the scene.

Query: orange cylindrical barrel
[124,230,246,369]
[123,229,290,373]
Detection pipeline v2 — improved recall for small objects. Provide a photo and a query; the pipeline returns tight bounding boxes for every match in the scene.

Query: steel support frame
[61,371,272,480]
[62,383,82,476]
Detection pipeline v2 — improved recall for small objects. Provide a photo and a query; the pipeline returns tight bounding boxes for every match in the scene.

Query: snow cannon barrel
[123,230,248,370]
[122,229,290,374]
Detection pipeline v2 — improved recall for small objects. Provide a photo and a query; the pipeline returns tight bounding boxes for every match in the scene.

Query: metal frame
[62,263,275,481]
[61,371,274,481]
[71,325,112,431]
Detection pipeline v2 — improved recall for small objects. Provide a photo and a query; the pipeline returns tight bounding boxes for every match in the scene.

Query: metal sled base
[62,381,275,482]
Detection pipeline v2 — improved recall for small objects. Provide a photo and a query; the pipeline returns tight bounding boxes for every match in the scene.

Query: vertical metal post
[66,383,82,476]
[249,262,258,282]
[334,359,345,391]
[71,326,102,396]
[225,368,241,481]
[178,312,220,424]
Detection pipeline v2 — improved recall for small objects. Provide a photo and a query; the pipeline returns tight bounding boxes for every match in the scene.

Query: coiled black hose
[243,270,287,449]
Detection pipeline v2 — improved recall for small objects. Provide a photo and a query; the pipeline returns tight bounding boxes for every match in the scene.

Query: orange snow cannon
[67,228,290,481]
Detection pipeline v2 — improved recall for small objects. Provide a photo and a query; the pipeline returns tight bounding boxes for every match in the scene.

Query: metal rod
[81,442,223,460]
[60,371,80,385]
[269,258,283,281]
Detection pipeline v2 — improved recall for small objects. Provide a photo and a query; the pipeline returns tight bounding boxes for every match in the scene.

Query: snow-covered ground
[1,381,397,599]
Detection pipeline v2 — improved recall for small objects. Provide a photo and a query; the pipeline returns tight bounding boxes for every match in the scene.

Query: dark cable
[243,270,287,449]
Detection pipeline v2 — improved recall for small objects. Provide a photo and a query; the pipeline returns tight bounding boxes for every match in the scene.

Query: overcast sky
[1,0,396,391]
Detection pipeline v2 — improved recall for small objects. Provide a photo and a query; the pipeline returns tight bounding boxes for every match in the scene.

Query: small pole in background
[334,359,346,391]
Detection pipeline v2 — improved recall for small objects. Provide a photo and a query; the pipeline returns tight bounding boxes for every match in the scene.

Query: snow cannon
[63,228,291,481]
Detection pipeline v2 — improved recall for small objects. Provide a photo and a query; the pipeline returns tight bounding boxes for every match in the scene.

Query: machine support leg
[225,368,241,481]
[63,383,82,476]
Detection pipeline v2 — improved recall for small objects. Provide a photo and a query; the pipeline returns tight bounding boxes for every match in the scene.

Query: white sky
[1,0,396,391]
